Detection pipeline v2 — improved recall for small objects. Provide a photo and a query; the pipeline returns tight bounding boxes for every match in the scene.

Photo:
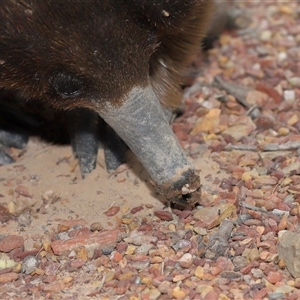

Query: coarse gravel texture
[0,1,300,299]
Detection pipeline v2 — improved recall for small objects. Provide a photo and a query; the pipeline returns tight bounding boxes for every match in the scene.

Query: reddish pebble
[116,242,128,253]
[138,224,153,232]
[203,290,218,300]
[254,287,269,299]
[267,271,282,284]
[51,227,118,256]
[0,272,18,283]
[117,178,126,183]
[240,264,253,275]
[116,280,131,295]
[145,204,153,209]
[42,282,62,293]
[211,266,222,276]
[154,210,173,221]
[172,209,192,219]
[131,206,144,214]
[112,251,123,263]
[256,82,282,104]
[14,185,33,198]
[43,275,57,283]
[0,235,24,252]
[104,205,120,217]
[70,259,86,269]
[15,249,39,260]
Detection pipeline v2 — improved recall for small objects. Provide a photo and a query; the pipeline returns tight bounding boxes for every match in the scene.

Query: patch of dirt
[0,138,224,238]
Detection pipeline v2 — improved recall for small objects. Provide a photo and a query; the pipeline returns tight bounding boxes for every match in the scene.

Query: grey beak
[98,85,201,206]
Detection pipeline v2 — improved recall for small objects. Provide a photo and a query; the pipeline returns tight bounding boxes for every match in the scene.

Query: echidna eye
[51,73,83,97]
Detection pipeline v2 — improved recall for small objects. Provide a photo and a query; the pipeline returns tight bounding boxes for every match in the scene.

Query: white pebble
[283,90,295,101]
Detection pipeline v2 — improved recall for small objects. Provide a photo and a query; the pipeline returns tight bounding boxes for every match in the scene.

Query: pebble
[145,287,161,300]
[294,278,300,289]
[0,235,24,252]
[172,286,186,299]
[43,275,57,283]
[269,292,286,300]
[220,271,242,280]
[158,281,172,294]
[130,259,150,270]
[193,226,207,235]
[196,285,213,296]
[0,272,18,283]
[251,268,264,279]
[111,251,123,263]
[90,222,103,232]
[277,52,287,62]
[116,242,128,253]
[210,266,222,276]
[283,90,295,101]
[131,206,144,214]
[68,250,76,259]
[222,123,255,142]
[154,210,173,221]
[141,277,152,285]
[42,282,62,293]
[173,274,189,282]
[18,211,32,227]
[248,248,260,262]
[232,256,247,270]
[260,30,272,41]
[21,255,39,274]
[135,243,155,254]
[104,205,120,217]
[267,271,282,284]
[14,185,33,198]
[203,290,218,300]
[194,266,204,279]
[178,253,192,268]
[69,259,86,269]
[254,287,269,299]
[125,245,136,255]
[288,77,300,88]
[130,234,158,246]
[50,227,119,256]
[273,285,294,294]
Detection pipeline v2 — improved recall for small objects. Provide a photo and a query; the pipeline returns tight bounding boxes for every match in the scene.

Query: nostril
[51,73,83,98]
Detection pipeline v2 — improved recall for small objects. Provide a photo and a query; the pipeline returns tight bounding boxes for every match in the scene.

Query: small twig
[239,202,268,213]
[213,76,252,108]
[161,261,165,275]
[262,141,300,151]
[100,201,116,215]
[246,105,261,119]
[60,230,80,244]
[271,179,283,194]
[272,209,290,216]
[108,164,129,178]
[97,274,107,291]
[35,246,44,258]
[225,143,258,152]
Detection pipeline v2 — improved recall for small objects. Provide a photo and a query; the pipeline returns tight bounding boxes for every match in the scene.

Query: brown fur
[0,0,214,110]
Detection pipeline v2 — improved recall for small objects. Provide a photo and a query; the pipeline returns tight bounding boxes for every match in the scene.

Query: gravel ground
[1,1,300,299]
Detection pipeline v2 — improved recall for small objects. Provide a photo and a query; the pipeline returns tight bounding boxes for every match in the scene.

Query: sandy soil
[0,137,225,244]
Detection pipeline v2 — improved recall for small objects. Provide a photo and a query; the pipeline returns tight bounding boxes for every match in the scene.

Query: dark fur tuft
[0,0,214,109]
